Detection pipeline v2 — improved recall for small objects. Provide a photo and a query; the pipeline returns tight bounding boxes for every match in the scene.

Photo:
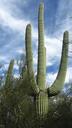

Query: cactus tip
[63,30,69,42]
[27,24,31,29]
[64,31,69,36]
[40,1,44,8]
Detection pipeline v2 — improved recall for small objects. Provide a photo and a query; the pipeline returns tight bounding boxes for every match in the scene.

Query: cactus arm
[5,59,14,86]
[25,24,39,94]
[37,3,46,90]
[25,24,33,75]
[47,31,69,96]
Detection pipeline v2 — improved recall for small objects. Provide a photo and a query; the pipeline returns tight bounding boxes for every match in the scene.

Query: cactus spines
[37,2,45,90]
[5,59,14,86]
[48,31,69,96]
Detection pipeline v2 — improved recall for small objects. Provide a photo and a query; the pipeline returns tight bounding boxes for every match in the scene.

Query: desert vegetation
[0,2,71,128]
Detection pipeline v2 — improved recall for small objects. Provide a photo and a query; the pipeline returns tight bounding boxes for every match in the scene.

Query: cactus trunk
[36,91,48,117]
[35,3,48,117]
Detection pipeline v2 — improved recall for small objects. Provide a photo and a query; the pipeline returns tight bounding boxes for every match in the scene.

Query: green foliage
[0,76,35,128]
[0,72,71,128]
[44,95,72,128]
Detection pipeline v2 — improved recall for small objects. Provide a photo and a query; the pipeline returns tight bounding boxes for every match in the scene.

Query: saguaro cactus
[25,2,69,117]
[5,59,14,86]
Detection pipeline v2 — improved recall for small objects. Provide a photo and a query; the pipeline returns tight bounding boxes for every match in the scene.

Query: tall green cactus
[5,59,14,86]
[37,3,45,91]
[25,2,69,117]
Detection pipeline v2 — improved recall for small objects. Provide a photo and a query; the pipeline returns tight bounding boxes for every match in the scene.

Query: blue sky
[0,0,72,86]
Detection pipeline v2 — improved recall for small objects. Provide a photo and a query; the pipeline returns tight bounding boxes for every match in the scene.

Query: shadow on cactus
[0,2,69,128]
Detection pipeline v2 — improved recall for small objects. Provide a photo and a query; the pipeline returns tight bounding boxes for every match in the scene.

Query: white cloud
[0,55,7,61]
[16,48,25,54]
[55,0,72,36]
[0,0,29,6]
[0,8,30,31]
[0,0,71,84]
[14,64,19,70]
[0,0,31,32]
[45,36,62,66]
